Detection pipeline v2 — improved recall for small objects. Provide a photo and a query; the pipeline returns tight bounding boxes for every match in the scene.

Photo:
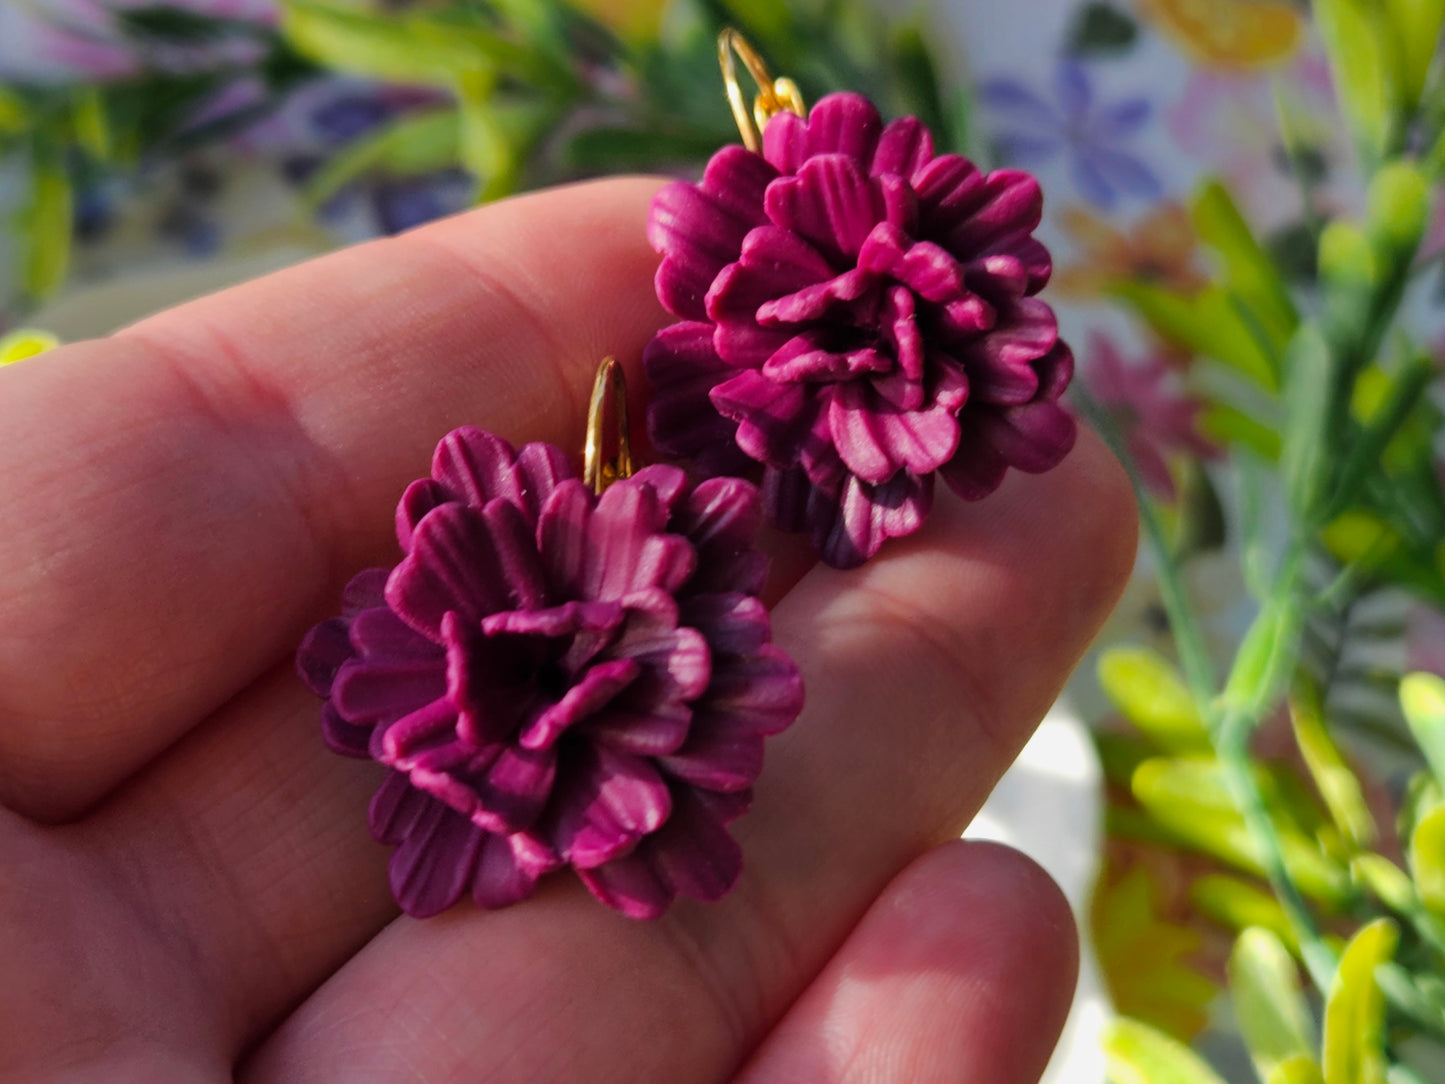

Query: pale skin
[0,177,1137,1083]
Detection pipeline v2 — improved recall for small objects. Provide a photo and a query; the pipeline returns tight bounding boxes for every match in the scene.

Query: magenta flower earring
[644,31,1076,568]
[297,359,804,920]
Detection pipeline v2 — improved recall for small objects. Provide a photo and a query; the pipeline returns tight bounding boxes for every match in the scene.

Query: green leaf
[1199,404,1282,461]
[280,0,517,84]
[1222,598,1301,719]
[1320,510,1402,567]
[1322,918,1398,1084]
[1317,220,1380,288]
[19,152,73,301]
[1066,2,1139,56]
[1131,757,1350,903]
[1365,161,1431,255]
[716,0,793,40]
[1102,1017,1230,1084]
[1191,181,1297,350]
[71,87,111,161]
[1229,927,1316,1079]
[1190,874,1297,950]
[1410,805,1445,915]
[302,109,460,209]
[564,124,731,172]
[1111,281,1279,390]
[453,69,510,199]
[1094,730,1156,787]
[0,328,60,366]
[1382,0,1445,109]
[1314,0,1401,161]
[0,86,31,137]
[1278,323,1336,522]
[1098,646,1211,753]
[1401,771,1444,854]
[1289,687,1376,849]
[1267,1055,1326,1084]
[1372,961,1445,1031]
[1352,854,1416,913]
[1403,673,1445,791]
[886,24,956,151]
[1352,853,1445,959]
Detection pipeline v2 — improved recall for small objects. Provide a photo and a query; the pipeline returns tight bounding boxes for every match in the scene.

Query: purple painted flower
[979,61,1160,211]
[643,92,1076,568]
[296,428,803,919]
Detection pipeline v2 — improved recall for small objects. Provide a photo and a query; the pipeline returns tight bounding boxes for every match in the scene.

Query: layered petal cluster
[645,92,1076,568]
[297,428,803,919]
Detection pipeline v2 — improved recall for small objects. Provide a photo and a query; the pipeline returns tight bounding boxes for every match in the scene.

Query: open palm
[0,179,1134,1083]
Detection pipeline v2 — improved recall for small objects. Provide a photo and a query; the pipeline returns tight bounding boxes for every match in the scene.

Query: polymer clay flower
[297,428,803,919]
[644,92,1076,568]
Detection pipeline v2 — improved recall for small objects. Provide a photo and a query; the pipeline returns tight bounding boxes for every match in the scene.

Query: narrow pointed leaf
[1102,1017,1230,1084]
[20,153,72,300]
[0,86,29,136]
[0,329,60,366]
[1315,0,1400,161]
[1267,1056,1325,1084]
[1365,162,1429,255]
[1192,180,1297,348]
[1112,281,1279,390]
[302,110,460,209]
[1290,688,1376,849]
[1229,927,1316,1078]
[1098,646,1211,752]
[1279,323,1336,523]
[1410,805,1445,915]
[1322,919,1398,1084]
[281,0,521,83]
[1190,874,1296,950]
[1402,673,1445,791]
[1131,757,1350,903]
[1382,0,1445,108]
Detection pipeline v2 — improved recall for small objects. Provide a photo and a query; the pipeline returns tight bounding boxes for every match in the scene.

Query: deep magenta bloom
[644,92,1076,568]
[297,428,803,919]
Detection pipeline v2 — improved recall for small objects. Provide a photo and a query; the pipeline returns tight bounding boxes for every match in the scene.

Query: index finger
[0,177,670,822]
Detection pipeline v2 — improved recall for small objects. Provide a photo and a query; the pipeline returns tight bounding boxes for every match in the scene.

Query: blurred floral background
[3,1,1445,1082]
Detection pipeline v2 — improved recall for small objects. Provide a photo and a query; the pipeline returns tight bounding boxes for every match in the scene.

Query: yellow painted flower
[1055,202,1206,300]
[0,328,60,367]
[1134,0,1303,69]
[568,0,666,40]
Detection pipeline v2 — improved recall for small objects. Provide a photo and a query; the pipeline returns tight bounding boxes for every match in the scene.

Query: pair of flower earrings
[297,31,1076,921]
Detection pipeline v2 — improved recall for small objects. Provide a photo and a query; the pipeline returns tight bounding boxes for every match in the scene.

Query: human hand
[0,178,1135,1083]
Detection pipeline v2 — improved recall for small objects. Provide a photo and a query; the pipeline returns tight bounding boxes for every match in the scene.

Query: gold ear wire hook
[583,357,633,495]
[718,28,806,153]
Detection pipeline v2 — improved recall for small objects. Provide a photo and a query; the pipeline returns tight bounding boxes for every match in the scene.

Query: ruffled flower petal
[643,321,750,475]
[548,745,673,869]
[765,154,884,262]
[651,147,778,321]
[871,114,934,180]
[387,791,487,918]
[298,435,803,919]
[643,94,1071,567]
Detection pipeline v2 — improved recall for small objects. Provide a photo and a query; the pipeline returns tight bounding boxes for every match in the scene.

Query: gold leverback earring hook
[583,357,633,495]
[718,28,806,153]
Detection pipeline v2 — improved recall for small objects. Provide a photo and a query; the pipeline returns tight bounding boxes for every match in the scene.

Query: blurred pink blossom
[1082,330,1220,499]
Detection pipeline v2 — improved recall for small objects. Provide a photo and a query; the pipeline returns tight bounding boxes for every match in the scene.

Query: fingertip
[1059,424,1139,619]
[740,839,1080,1084]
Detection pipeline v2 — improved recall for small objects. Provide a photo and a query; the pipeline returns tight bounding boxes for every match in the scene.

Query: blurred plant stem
[1086,25,1444,1056]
